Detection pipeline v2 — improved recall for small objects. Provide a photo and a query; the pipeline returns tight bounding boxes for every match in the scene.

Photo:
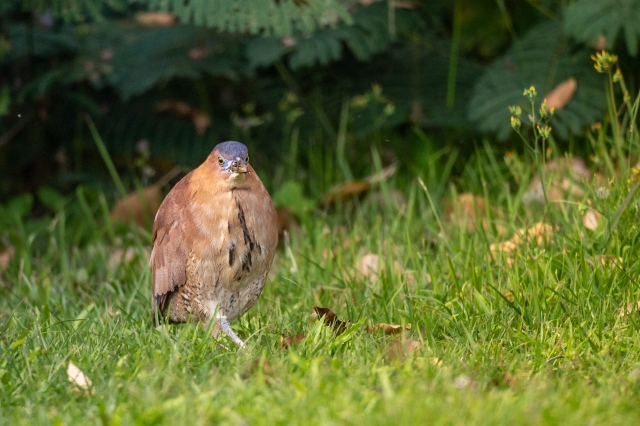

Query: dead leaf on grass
[524,156,592,204]
[367,323,411,335]
[617,301,640,318]
[67,360,94,393]
[321,164,396,207]
[110,167,181,227]
[279,334,305,348]
[355,253,405,280]
[110,185,162,227]
[582,209,601,230]
[0,245,15,269]
[585,255,623,268]
[489,222,554,259]
[312,307,350,334]
[385,339,423,361]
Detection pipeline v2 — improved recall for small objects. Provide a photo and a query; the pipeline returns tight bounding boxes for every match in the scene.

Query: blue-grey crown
[214,141,248,159]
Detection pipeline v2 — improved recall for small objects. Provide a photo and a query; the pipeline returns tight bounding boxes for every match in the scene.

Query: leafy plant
[469,21,606,140]
[565,0,640,56]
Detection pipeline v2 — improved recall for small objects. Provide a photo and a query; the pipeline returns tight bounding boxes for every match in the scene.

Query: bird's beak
[229,160,248,174]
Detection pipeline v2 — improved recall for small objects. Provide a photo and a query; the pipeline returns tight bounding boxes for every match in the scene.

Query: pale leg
[219,316,246,348]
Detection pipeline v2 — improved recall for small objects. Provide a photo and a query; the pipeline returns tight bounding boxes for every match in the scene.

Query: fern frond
[565,0,640,56]
[469,21,605,140]
[142,0,352,36]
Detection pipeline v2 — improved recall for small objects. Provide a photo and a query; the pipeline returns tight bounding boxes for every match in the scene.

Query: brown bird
[150,141,278,347]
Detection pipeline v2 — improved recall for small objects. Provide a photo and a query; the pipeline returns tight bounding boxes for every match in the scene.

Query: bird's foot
[219,316,246,348]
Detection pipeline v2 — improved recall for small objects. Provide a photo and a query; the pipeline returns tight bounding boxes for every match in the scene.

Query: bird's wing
[149,174,192,315]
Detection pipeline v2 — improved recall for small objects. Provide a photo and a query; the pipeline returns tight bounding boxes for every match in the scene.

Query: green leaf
[565,0,640,56]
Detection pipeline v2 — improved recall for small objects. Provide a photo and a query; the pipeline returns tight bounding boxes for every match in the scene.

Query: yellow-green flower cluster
[591,50,618,73]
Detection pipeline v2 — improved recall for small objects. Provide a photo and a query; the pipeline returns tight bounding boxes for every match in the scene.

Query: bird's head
[208,141,252,189]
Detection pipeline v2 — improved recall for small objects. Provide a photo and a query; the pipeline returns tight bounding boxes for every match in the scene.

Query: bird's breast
[186,185,277,295]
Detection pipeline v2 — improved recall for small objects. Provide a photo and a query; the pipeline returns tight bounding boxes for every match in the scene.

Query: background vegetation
[2,0,640,424]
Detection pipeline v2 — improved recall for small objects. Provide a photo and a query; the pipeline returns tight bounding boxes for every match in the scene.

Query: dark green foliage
[1,0,127,22]
[565,0,640,56]
[143,0,352,36]
[469,22,606,140]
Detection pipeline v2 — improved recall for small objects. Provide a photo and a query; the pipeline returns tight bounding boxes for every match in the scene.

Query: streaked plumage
[150,141,278,347]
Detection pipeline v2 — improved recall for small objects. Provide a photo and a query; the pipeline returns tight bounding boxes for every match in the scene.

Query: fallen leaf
[525,156,591,204]
[108,246,150,269]
[276,207,299,243]
[585,255,622,268]
[67,360,94,393]
[110,167,181,227]
[135,12,176,27]
[444,193,485,232]
[156,101,211,135]
[582,209,601,230]
[279,334,305,348]
[367,323,411,335]
[544,78,577,111]
[385,339,423,361]
[110,185,162,227]
[312,307,350,334]
[188,46,210,60]
[321,164,396,206]
[355,253,404,281]
[617,301,640,318]
[240,358,273,384]
[489,222,553,258]
[0,245,15,269]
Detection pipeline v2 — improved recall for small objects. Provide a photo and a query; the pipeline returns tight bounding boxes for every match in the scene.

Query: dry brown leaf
[156,101,210,135]
[525,156,592,204]
[585,255,623,268]
[544,78,577,111]
[490,222,553,258]
[67,360,94,393]
[444,193,486,232]
[322,181,371,206]
[355,253,404,281]
[617,301,640,318]
[110,185,162,227]
[188,46,210,60]
[191,110,211,135]
[240,358,273,383]
[0,245,15,269]
[385,339,423,361]
[279,334,305,348]
[582,209,601,230]
[135,12,176,27]
[367,323,411,335]
[312,307,350,334]
[321,164,396,206]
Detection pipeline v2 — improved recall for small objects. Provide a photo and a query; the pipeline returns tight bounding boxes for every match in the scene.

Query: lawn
[3,129,640,425]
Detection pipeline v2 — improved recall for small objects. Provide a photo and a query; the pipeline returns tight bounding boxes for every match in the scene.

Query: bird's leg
[219,316,246,348]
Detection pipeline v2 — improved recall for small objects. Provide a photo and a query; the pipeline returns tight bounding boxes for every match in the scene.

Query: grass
[3,96,640,424]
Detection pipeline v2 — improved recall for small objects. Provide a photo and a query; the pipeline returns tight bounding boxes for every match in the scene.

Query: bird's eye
[245,155,250,163]
[218,156,224,166]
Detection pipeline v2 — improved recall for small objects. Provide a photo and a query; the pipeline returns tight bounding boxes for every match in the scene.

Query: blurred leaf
[37,187,65,212]
[271,181,313,218]
[0,88,10,117]
[565,0,640,56]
